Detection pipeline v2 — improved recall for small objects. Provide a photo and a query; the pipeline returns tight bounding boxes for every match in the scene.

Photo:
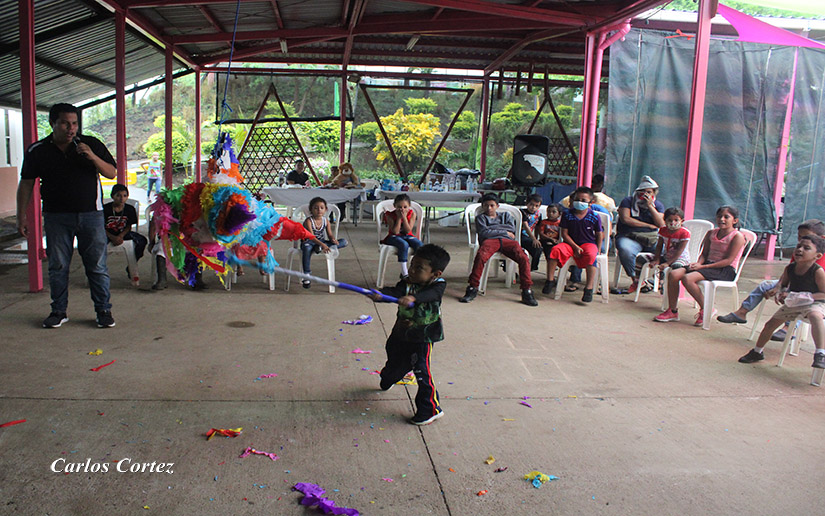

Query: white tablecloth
[263,187,366,207]
[376,190,481,205]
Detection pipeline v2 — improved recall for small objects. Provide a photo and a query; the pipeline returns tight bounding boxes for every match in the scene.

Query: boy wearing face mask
[544,187,604,303]
[630,207,691,294]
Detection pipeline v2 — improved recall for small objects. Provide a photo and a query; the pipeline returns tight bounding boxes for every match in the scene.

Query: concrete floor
[1,221,823,515]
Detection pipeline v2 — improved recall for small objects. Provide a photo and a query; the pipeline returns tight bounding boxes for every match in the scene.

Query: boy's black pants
[380,333,441,418]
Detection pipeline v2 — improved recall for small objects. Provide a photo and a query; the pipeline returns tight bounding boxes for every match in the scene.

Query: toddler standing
[146,152,162,197]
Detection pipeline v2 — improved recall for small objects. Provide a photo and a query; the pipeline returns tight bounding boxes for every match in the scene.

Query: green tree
[142,115,193,164]
[297,120,351,153]
[451,111,476,140]
[353,122,379,143]
[373,108,441,173]
[404,97,437,114]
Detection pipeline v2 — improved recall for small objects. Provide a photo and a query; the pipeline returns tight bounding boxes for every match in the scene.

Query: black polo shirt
[21,134,116,213]
[286,170,310,185]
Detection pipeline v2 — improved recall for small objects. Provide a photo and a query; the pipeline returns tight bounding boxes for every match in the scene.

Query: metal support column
[164,46,173,189]
[680,0,717,219]
[194,67,202,182]
[479,77,490,181]
[115,10,127,183]
[20,0,43,292]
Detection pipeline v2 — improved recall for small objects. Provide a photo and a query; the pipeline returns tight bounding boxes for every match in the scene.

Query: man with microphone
[16,103,118,328]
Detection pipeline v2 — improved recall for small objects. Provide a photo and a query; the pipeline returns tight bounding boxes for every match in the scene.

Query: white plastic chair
[631,219,713,303]
[360,179,381,221]
[103,198,140,287]
[747,305,821,386]
[553,210,611,303]
[654,219,714,307]
[698,229,758,330]
[464,202,482,273]
[472,204,522,295]
[375,199,424,288]
[282,203,341,293]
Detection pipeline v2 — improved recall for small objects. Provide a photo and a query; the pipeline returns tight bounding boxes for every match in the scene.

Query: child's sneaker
[694,309,717,327]
[43,312,68,328]
[654,309,679,322]
[541,280,556,295]
[813,354,825,369]
[521,289,538,306]
[410,410,443,426]
[738,349,765,363]
[581,288,593,303]
[627,281,638,294]
[302,279,311,289]
[459,286,478,303]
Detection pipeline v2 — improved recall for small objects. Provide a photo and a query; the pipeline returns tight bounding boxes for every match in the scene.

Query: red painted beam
[483,27,577,75]
[199,6,225,33]
[270,0,285,29]
[197,36,339,66]
[164,45,174,189]
[680,0,717,220]
[115,11,127,183]
[195,67,202,182]
[19,0,43,292]
[393,0,593,26]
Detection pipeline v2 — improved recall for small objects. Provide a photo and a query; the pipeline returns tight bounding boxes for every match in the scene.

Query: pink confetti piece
[520,401,532,408]
[369,370,380,375]
[383,439,390,443]
[239,447,279,461]
[382,478,394,482]
[258,374,278,378]
[90,359,116,372]
[351,348,372,354]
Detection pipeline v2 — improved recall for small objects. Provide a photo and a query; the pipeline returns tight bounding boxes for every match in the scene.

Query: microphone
[72,137,81,148]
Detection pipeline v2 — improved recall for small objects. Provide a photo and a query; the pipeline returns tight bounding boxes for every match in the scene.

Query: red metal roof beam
[393,0,594,27]
[270,0,285,29]
[483,27,579,76]
[198,6,225,33]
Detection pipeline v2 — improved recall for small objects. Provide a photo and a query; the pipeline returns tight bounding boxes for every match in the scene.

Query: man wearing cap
[615,175,665,292]
[16,103,118,328]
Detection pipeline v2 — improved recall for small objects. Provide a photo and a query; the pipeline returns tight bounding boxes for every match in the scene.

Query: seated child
[460,193,537,306]
[566,193,610,291]
[300,196,347,289]
[536,203,562,260]
[103,184,147,284]
[372,244,451,425]
[382,194,422,279]
[719,219,825,342]
[630,207,691,294]
[520,194,544,271]
[738,235,825,369]
[655,205,747,326]
[543,187,604,302]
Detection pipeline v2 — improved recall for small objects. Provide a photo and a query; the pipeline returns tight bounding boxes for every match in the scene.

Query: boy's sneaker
[43,312,68,328]
[581,288,593,303]
[738,349,765,363]
[813,353,825,369]
[541,280,556,295]
[379,377,394,391]
[718,312,747,324]
[410,410,443,426]
[627,282,638,294]
[521,289,538,306]
[96,311,116,328]
[770,328,788,341]
[694,309,717,327]
[302,279,311,289]
[459,286,477,303]
[654,309,679,322]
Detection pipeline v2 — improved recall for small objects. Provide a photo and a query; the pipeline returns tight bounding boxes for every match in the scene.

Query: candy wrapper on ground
[343,315,373,325]
[205,427,242,440]
[524,470,559,488]
[293,482,360,516]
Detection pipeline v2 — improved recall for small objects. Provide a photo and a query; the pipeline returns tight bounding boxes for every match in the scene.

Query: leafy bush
[404,97,437,114]
[143,131,191,165]
[373,108,441,173]
[451,111,477,140]
[297,120,350,154]
[353,122,379,143]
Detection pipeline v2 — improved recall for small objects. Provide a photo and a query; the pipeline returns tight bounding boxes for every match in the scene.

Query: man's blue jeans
[741,279,780,313]
[44,211,112,314]
[616,235,656,279]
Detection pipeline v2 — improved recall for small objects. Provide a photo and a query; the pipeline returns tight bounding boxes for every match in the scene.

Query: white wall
[1,108,24,170]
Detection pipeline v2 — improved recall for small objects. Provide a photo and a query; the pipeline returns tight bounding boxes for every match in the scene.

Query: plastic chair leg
[376,252,388,289]
[598,257,609,303]
[611,256,623,289]
[505,260,515,289]
[479,260,491,295]
[702,282,715,330]
[634,262,650,303]
[284,250,297,292]
[748,302,766,341]
[732,289,740,312]
[326,251,338,293]
[777,324,796,367]
[811,367,823,387]
[553,259,573,300]
[790,320,808,356]
[661,269,670,311]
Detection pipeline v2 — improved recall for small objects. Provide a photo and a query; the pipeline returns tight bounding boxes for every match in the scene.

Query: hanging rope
[213,0,242,159]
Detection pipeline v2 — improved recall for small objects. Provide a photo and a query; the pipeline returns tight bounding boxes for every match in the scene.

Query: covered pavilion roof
[1,0,675,110]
